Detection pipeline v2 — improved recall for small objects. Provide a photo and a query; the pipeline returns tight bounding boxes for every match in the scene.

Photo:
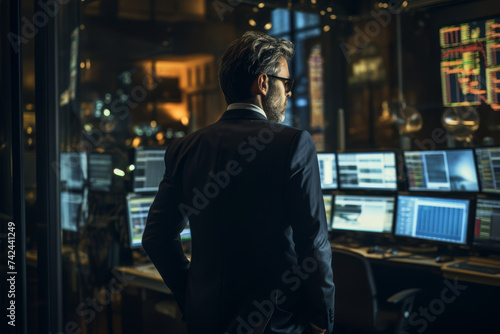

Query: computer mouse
[435,255,454,263]
[387,248,399,255]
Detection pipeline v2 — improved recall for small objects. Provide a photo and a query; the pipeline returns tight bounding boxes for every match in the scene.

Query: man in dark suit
[143,31,334,334]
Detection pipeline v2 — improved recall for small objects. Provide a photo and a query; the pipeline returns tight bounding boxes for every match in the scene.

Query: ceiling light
[113,169,125,177]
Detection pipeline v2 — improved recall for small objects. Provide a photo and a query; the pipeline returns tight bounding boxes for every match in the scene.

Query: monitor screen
[317,153,337,189]
[127,195,155,248]
[337,152,397,190]
[440,17,500,111]
[61,190,88,232]
[60,152,88,190]
[404,150,479,192]
[331,195,394,233]
[395,195,469,245]
[475,147,500,193]
[181,221,191,241]
[133,148,166,193]
[126,194,190,248]
[473,198,500,250]
[89,153,112,191]
[323,194,333,228]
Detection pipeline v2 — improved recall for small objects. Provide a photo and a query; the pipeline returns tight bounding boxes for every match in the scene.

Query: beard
[263,83,286,123]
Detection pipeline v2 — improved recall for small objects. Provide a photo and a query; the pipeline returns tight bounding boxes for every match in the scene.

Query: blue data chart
[395,195,469,245]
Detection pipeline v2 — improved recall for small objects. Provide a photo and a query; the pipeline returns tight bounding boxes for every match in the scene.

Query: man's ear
[251,73,269,96]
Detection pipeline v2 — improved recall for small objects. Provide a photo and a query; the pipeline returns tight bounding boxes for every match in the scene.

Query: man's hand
[305,322,326,334]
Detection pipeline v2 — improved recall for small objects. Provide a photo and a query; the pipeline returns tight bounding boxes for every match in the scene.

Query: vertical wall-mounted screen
[440,17,500,110]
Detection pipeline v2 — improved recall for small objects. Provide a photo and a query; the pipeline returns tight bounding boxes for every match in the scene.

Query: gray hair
[218,31,294,105]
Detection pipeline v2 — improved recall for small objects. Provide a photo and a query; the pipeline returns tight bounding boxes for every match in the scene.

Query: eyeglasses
[267,74,294,93]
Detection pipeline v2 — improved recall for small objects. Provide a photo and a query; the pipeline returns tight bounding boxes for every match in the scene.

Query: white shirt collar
[226,103,267,119]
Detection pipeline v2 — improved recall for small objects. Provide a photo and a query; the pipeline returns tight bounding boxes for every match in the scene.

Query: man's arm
[283,130,335,333]
[142,146,189,312]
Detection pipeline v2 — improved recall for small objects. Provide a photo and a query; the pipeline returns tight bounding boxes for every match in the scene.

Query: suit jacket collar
[219,109,268,121]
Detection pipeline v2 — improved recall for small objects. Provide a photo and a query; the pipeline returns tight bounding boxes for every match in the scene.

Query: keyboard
[447,262,500,275]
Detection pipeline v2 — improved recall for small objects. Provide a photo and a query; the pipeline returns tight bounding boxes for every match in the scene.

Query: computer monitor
[440,17,500,111]
[127,195,155,248]
[395,195,470,245]
[317,153,337,190]
[89,153,113,191]
[323,194,333,227]
[126,194,190,248]
[337,152,397,190]
[132,148,166,193]
[331,195,395,234]
[404,150,479,192]
[61,190,88,232]
[475,147,500,193]
[473,198,500,250]
[60,152,88,190]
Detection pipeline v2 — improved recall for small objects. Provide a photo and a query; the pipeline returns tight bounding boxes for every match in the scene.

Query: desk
[115,254,191,294]
[331,243,500,287]
[115,263,170,294]
[441,257,500,287]
[115,258,190,334]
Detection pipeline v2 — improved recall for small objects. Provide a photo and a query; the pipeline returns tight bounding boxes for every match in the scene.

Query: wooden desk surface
[115,254,191,294]
[441,257,500,287]
[331,243,500,286]
[115,264,171,294]
[26,247,89,266]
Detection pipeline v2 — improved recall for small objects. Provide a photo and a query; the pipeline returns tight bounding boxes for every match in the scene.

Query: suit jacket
[143,109,335,334]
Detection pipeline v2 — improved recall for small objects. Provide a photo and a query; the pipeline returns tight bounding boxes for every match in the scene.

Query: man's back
[144,109,334,333]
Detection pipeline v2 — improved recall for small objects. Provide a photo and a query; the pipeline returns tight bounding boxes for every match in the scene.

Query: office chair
[332,247,421,334]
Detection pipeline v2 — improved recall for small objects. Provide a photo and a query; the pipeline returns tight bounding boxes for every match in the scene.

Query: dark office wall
[401,0,500,149]
[340,5,399,150]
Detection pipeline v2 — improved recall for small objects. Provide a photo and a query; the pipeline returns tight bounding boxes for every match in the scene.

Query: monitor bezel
[394,193,474,247]
[330,193,396,236]
[402,148,480,193]
[336,150,399,192]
